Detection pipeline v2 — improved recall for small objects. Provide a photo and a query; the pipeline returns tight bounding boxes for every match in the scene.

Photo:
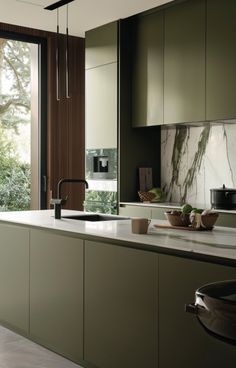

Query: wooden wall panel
[0,22,85,210]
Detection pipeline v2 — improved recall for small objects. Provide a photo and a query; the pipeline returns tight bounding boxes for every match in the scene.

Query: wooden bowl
[165,211,191,227]
[201,213,219,228]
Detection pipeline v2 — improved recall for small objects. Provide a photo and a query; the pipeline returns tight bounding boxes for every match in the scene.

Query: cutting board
[153,224,213,231]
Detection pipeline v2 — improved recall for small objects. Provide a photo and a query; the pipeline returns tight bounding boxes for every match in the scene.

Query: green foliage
[0,164,30,211]
[84,191,117,214]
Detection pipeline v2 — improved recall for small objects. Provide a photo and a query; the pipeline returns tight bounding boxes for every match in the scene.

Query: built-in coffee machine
[85,148,117,214]
[93,155,109,179]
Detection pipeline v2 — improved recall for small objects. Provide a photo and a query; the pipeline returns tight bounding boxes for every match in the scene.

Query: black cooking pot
[210,184,236,210]
[185,280,236,345]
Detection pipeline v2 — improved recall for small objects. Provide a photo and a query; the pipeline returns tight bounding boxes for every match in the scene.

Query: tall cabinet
[85,22,118,213]
[85,22,118,150]
[85,20,161,208]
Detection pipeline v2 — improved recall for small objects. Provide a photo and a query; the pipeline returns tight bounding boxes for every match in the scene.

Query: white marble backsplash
[161,122,236,207]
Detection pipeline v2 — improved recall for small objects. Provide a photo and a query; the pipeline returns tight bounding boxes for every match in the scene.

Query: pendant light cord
[56,8,60,101]
[66,4,70,98]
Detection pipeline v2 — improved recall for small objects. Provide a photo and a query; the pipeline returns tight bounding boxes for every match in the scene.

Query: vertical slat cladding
[0,22,85,210]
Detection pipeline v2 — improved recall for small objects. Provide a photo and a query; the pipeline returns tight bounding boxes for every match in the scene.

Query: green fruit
[191,208,203,214]
[148,188,164,202]
[195,208,203,214]
[181,203,193,214]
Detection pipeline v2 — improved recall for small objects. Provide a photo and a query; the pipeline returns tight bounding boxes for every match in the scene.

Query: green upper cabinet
[86,63,117,149]
[206,0,236,120]
[164,0,205,124]
[132,11,164,127]
[85,21,118,149]
[85,22,117,69]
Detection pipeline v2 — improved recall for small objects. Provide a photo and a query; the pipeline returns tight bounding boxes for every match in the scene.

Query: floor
[0,326,82,368]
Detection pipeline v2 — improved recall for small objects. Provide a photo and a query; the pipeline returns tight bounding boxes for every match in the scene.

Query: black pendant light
[45,0,75,100]
[44,0,75,11]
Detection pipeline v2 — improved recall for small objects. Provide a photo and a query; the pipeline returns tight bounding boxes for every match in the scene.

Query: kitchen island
[0,209,236,368]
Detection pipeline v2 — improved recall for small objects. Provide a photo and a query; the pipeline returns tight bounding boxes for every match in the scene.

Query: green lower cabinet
[29,230,84,364]
[119,204,152,218]
[0,223,29,335]
[84,240,158,368]
[151,207,179,221]
[159,254,236,368]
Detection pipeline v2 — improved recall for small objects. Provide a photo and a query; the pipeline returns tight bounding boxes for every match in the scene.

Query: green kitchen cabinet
[0,223,29,335]
[159,254,236,368]
[86,62,117,149]
[206,0,236,120]
[85,22,117,69]
[119,204,152,218]
[30,230,84,364]
[164,0,205,124]
[84,240,158,368]
[151,207,176,220]
[215,213,236,228]
[132,11,164,127]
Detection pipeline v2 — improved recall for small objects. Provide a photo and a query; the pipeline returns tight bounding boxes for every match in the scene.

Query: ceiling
[0,0,173,37]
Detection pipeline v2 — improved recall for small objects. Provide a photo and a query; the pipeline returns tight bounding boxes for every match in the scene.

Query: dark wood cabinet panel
[164,0,205,124]
[48,35,85,210]
[206,0,236,120]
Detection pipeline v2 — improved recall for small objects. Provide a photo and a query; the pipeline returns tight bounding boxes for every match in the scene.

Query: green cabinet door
[119,204,152,218]
[84,240,158,368]
[0,223,29,335]
[132,11,164,127]
[159,254,236,368]
[206,0,236,120]
[85,22,117,69]
[86,63,117,149]
[164,0,205,124]
[30,230,83,364]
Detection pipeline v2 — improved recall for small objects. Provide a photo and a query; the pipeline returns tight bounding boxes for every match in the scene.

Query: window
[0,32,47,211]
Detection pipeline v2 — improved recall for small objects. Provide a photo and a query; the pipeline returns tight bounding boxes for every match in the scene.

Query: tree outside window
[0,38,31,211]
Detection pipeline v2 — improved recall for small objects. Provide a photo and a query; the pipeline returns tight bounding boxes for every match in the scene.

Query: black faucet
[50,178,89,219]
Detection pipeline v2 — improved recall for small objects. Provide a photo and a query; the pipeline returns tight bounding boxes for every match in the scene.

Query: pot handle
[185,303,198,314]
[225,191,234,197]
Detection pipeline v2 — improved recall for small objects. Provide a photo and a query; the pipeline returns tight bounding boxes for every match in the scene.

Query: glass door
[0,34,46,211]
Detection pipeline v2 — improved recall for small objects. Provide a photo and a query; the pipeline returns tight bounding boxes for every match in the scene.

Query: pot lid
[210,184,236,192]
[197,280,236,304]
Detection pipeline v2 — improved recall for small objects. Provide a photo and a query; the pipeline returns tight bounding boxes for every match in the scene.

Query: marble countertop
[120,202,236,214]
[0,209,236,264]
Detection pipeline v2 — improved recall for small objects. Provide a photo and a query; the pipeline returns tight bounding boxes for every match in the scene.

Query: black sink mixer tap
[50,178,89,219]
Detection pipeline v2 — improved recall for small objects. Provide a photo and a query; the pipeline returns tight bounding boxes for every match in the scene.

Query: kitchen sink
[62,214,129,222]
